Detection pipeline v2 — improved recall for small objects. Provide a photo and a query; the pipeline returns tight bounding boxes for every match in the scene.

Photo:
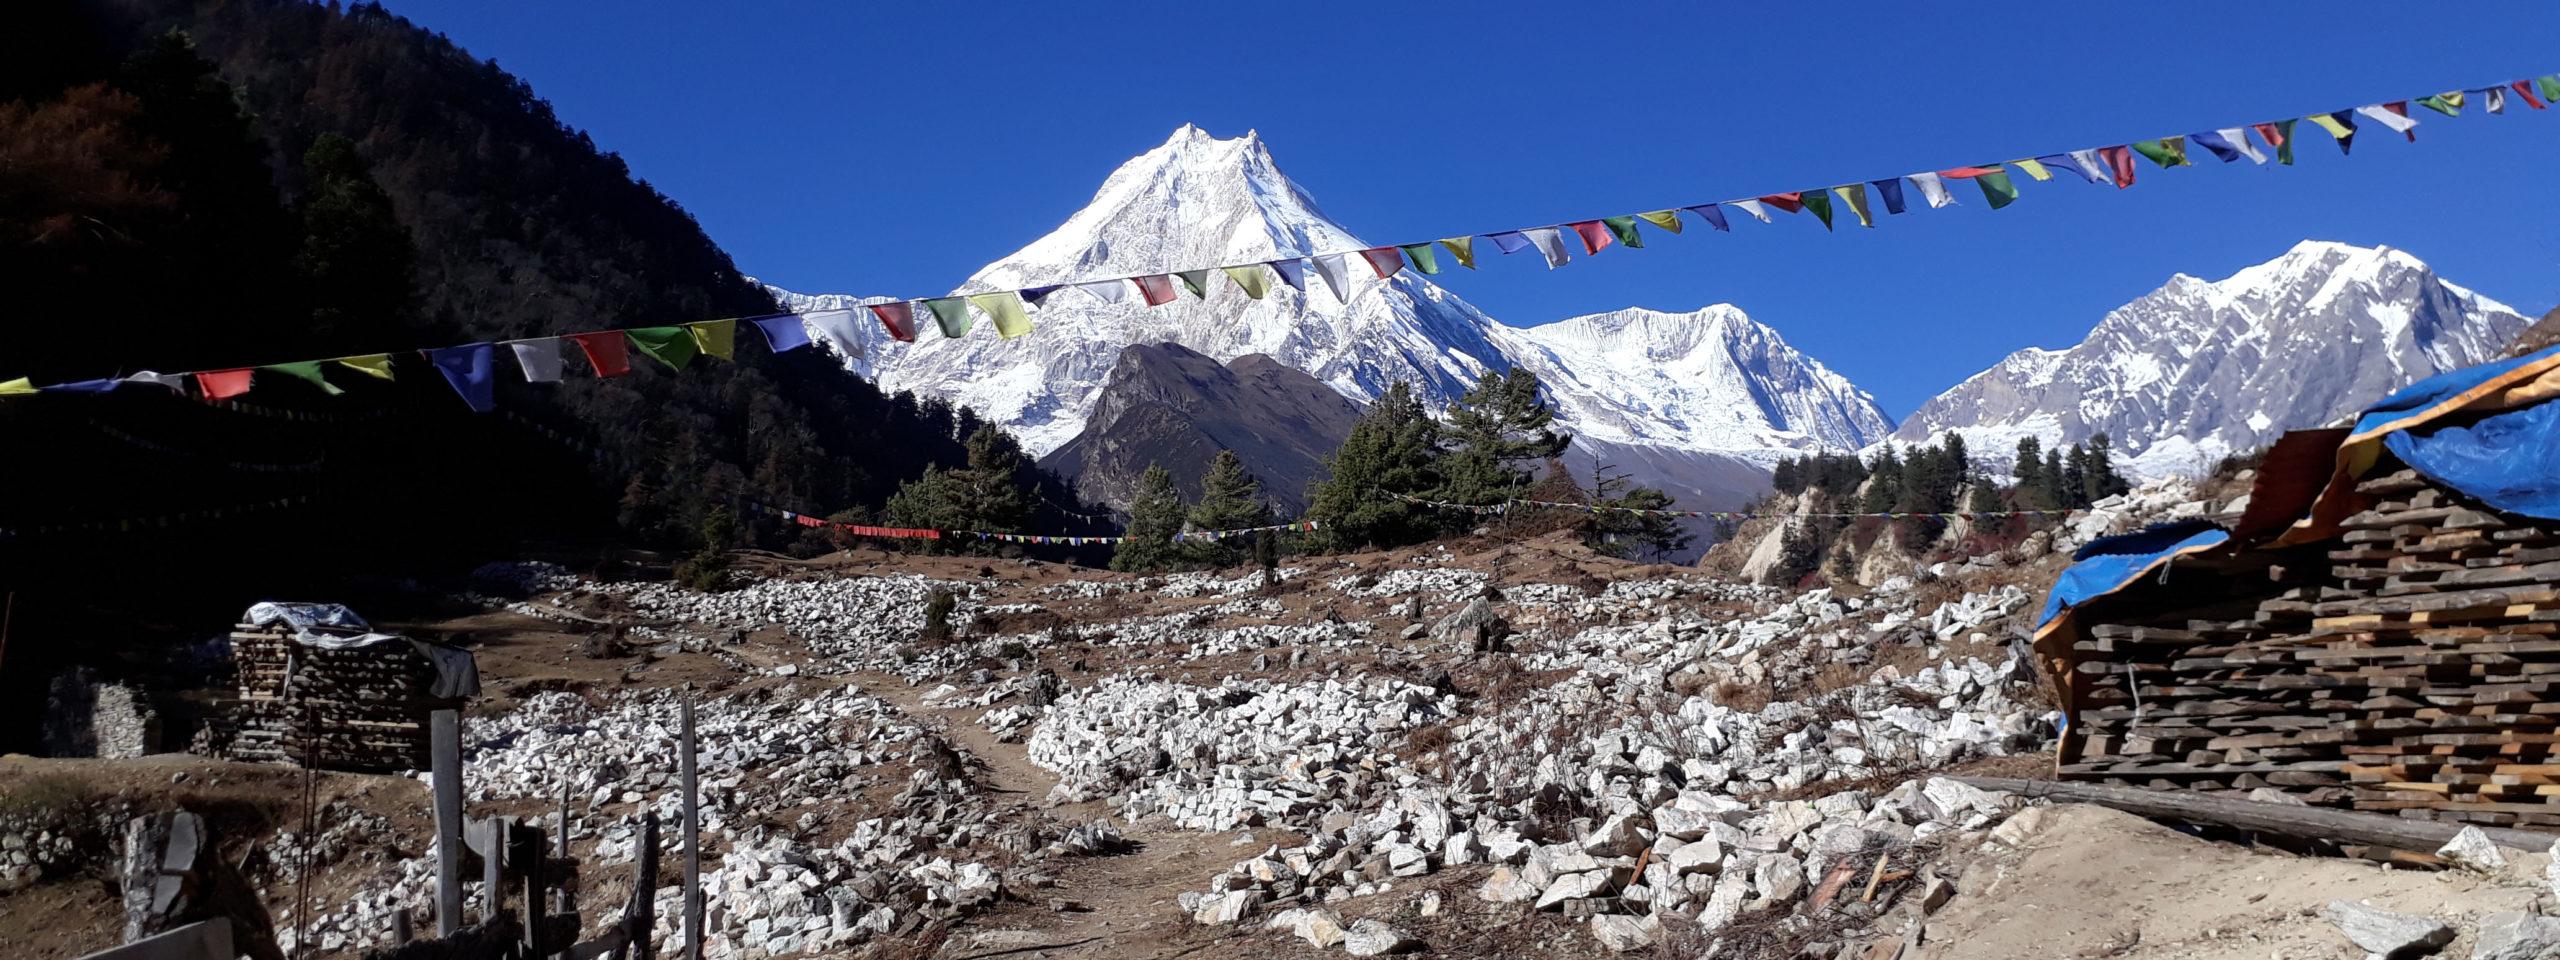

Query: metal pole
[680,700,702,960]
[431,709,463,937]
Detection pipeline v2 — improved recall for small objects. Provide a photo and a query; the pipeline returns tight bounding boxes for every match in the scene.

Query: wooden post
[517,823,545,959]
[391,908,410,946]
[430,710,463,937]
[481,819,504,924]
[633,815,658,960]
[555,774,573,959]
[679,700,702,960]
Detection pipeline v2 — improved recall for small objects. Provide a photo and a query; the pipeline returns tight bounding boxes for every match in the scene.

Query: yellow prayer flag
[1635,210,1684,234]
[687,319,737,360]
[966,292,1033,340]
[2009,158,2053,182]
[1438,237,1476,269]
[336,354,396,380]
[2305,113,2355,140]
[1221,265,1270,300]
[0,377,34,396]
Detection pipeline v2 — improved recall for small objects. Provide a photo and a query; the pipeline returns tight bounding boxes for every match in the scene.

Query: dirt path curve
[855,674,1290,960]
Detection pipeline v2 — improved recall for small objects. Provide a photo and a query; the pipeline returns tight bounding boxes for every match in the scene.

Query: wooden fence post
[430,710,463,938]
[680,700,702,960]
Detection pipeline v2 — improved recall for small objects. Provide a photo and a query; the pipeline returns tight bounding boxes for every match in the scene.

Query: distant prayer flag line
[9,68,2557,400]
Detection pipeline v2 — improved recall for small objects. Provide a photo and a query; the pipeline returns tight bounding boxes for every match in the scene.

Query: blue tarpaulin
[2038,521,2230,627]
[2367,345,2560,522]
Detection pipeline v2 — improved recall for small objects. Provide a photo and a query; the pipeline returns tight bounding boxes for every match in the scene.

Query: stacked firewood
[221,623,457,772]
[2061,466,2560,827]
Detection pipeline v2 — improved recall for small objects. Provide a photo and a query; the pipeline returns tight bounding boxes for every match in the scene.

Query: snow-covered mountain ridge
[761,125,1891,484]
[1891,240,2530,477]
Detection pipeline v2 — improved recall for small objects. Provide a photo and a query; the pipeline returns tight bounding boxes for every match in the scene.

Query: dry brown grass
[1709,681,1774,713]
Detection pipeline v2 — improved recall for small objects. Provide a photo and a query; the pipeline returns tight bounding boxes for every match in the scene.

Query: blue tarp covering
[2373,345,2560,522]
[2039,521,2229,627]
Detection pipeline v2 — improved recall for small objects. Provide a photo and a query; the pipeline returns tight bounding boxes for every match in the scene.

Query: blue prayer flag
[426,342,497,413]
[1681,206,1730,232]
[749,315,813,353]
[2187,131,2243,163]
[1267,259,1309,291]
[1866,179,1907,215]
[2033,154,2100,183]
[1484,231,1535,254]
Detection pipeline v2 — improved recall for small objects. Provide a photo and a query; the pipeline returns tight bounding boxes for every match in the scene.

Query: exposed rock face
[2507,305,2560,358]
[1894,241,2529,478]
[1040,344,1360,512]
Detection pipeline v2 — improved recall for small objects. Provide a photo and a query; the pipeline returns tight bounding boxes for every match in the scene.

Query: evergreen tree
[1860,447,1903,515]
[294,132,413,343]
[1967,474,2002,515]
[2044,449,2067,507]
[1828,539,1859,582]
[2013,437,2048,510]
[1772,457,1803,494]
[1307,381,1445,551]
[2085,433,2131,501]
[1439,368,1571,507]
[1766,521,1822,586]
[2061,444,2090,509]
[1587,459,1693,560]
[957,426,1032,535]
[1111,464,1189,572]
[1942,432,1970,478]
[1188,450,1268,568]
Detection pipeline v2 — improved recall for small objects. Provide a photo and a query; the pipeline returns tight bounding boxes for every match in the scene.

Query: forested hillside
[0,1,1104,748]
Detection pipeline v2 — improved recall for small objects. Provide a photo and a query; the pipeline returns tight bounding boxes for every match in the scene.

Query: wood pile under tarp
[2055,462,2560,828]
[216,603,477,773]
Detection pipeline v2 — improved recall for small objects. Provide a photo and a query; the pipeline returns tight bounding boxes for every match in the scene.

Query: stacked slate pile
[2060,465,2560,828]
[222,622,466,773]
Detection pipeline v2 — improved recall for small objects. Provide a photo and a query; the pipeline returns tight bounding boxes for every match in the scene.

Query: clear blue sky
[383,0,2560,419]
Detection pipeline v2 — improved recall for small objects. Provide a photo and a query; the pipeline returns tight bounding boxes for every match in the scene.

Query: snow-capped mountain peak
[1892,240,2528,477]
[767,126,1892,498]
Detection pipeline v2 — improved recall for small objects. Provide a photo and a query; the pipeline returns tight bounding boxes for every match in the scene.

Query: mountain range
[769,125,2533,512]
[1891,240,2529,477]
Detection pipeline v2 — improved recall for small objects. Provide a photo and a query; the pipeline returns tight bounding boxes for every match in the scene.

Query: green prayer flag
[1175,268,1213,299]
[1599,216,1645,248]
[1800,191,1833,231]
[2415,93,2462,116]
[1975,170,2019,209]
[922,298,973,338]
[1831,184,1873,228]
[2129,139,2190,168]
[262,360,344,395]
[2541,77,2560,104]
[966,292,1032,339]
[2273,119,2295,165]
[626,326,700,370]
[1221,265,1270,299]
[1398,243,1441,275]
[1635,210,1683,234]
[1438,237,1476,269]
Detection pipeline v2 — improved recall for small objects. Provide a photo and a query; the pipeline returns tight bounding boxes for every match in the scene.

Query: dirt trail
[860,674,1297,959]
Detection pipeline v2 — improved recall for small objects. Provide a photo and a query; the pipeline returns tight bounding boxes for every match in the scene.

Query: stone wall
[44,668,160,759]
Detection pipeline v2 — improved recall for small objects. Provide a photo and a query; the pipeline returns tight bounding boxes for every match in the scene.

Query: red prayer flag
[868,302,918,342]
[1565,221,1613,256]
[196,368,254,399]
[1757,192,1804,213]
[2097,145,2138,189]
[1133,275,1179,306]
[565,331,632,377]
[1357,246,1406,279]
[2514,81,2548,110]
[1935,166,2002,179]
[2251,122,2288,147]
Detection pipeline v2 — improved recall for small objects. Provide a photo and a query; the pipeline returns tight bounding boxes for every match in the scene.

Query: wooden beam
[1954,776,2559,851]
[680,699,702,960]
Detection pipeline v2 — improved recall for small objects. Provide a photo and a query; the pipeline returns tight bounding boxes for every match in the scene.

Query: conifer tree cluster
[2010,434,2131,510]
[1306,367,1687,557]
[1108,450,1274,573]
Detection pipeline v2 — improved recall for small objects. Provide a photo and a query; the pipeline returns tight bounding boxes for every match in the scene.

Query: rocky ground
[13,478,2560,960]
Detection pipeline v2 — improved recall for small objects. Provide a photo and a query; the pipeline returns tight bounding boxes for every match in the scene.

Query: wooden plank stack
[219,622,463,773]
[2059,465,2560,828]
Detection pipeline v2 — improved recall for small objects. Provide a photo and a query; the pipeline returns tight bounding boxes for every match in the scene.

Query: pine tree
[1440,368,1571,507]
[2013,437,2048,510]
[1967,474,2002,515]
[1942,432,1970,478]
[2061,444,2090,509]
[2086,433,2131,501]
[1588,459,1693,560]
[1766,521,1822,586]
[2044,449,2067,507]
[1861,447,1903,515]
[959,427,1032,535]
[1111,464,1190,572]
[1308,381,1445,551]
[295,132,413,343]
[1188,450,1268,568]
